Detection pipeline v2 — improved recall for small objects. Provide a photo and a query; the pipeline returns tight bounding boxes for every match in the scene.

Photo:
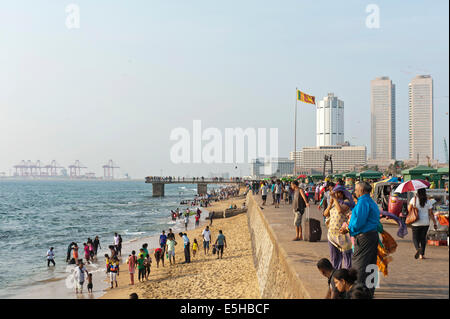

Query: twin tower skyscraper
[371,75,434,165]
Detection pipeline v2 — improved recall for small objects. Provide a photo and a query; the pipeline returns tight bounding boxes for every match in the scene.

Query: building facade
[250,158,294,178]
[409,75,434,164]
[291,145,367,174]
[370,77,396,162]
[316,93,344,147]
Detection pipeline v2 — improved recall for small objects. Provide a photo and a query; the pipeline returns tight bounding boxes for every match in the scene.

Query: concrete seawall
[246,193,313,298]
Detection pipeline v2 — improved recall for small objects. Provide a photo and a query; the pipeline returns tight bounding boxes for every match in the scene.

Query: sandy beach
[100,194,261,299]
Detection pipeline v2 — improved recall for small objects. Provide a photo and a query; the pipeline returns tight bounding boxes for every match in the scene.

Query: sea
[0,180,216,299]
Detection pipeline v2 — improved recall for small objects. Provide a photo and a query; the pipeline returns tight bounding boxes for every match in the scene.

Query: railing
[145,176,243,183]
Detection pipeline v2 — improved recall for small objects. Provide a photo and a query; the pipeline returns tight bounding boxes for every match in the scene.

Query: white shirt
[47,250,54,260]
[114,235,119,245]
[261,185,269,196]
[410,197,434,227]
[202,229,211,242]
[75,266,88,282]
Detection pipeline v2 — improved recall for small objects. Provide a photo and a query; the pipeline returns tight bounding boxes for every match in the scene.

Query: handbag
[405,195,419,225]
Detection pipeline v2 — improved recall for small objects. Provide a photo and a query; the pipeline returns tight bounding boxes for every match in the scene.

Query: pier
[145,176,243,197]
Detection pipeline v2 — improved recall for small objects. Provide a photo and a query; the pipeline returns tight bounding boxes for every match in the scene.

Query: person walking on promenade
[291,181,309,241]
[408,188,437,260]
[202,226,212,255]
[260,182,269,206]
[179,232,191,263]
[214,230,227,259]
[127,251,137,285]
[93,236,101,256]
[340,181,379,297]
[47,247,55,267]
[274,180,283,208]
[323,185,354,269]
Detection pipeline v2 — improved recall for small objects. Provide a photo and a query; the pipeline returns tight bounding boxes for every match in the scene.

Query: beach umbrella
[297,174,307,179]
[394,179,430,193]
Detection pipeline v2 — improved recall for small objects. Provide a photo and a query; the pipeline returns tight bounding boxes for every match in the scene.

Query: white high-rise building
[370,77,396,162]
[409,75,434,164]
[316,93,344,147]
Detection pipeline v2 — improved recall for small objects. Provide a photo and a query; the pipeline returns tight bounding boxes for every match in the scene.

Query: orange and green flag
[297,90,315,105]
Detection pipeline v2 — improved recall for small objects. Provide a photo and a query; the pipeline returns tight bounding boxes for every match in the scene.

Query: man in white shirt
[47,247,55,267]
[260,183,269,205]
[74,262,89,294]
[202,226,212,255]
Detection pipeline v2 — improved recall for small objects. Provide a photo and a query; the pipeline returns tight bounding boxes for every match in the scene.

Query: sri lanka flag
[297,90,315,104]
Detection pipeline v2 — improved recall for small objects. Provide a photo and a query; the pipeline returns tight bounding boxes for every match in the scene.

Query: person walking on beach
[72,244,79,264]
[47,247,55,267]
[114,233,120,253]
[117,235,123,257]
[167,236,177,265]
[87,273,93,294]
[93,236,101,256]
[127,251,137,285]
[214,230,227,259]
[154,247,164,268]
[340,182,379,297]
[137,253,146,282]
[66,242,75,263]
[160,231,167,254]
[179,232,191,263]
[184,212,190,231]
[74,261,89,294]
[408,188,437,260]
[167,229,175,240]
[192,239,199,258]
[109,256,120,289]
[195,214,200,227]
[83,243,90,264]
[145,254,152,279]
[292,181,309,241]
[202,226,212,255]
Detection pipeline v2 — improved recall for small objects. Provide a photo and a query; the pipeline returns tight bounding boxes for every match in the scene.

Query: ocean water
[0,180,212,298]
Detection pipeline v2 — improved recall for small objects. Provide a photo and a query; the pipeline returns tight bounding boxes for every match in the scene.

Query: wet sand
[100,194,261,299]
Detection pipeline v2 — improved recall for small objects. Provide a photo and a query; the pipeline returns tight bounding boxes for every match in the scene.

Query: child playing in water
[192,239,198,257]
[87,273,93,293]
[109,257,119,289]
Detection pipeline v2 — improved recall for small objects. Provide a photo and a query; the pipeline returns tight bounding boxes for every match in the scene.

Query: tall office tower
[316,93,344,147]
[409,75,434,164]
[370,77,396,162]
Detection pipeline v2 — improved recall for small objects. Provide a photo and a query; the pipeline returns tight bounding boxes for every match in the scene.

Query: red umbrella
[394,179,430,193]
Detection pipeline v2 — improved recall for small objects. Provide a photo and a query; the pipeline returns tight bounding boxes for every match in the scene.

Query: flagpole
[294,87,298,175]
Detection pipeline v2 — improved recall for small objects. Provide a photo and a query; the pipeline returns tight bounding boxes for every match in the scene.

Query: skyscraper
[409,75,434,164]
[370,77,396,162]
[316,93,344,147]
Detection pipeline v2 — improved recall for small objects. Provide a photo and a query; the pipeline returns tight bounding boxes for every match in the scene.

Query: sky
[0,0,448,178]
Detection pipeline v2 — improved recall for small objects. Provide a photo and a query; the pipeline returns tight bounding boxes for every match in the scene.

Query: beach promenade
[248,193,449,299]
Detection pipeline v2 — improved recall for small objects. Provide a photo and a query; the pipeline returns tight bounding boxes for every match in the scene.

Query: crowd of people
[249,175,444,299]
[44,184,240,296]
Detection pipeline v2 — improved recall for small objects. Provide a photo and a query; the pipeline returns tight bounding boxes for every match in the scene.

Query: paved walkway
[253,193,449,299]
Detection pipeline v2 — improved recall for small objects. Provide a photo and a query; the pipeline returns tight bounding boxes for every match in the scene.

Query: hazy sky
[1,0,448,178]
